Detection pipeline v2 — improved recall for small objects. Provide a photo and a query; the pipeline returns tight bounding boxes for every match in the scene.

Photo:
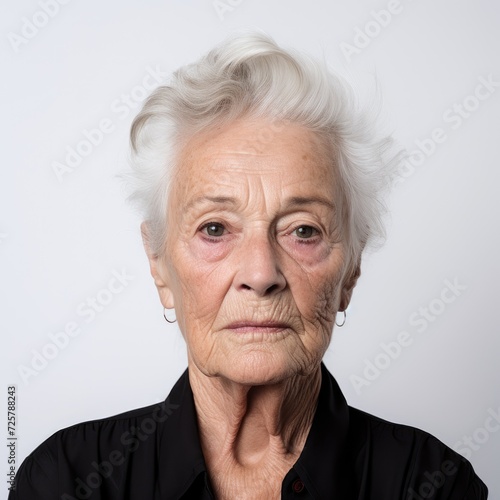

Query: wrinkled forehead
[168,118,339,212]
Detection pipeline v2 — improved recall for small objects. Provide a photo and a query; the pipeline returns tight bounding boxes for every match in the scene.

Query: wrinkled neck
[189,364,322,468]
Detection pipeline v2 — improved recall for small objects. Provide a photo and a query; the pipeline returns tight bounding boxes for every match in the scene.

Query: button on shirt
[9,364,487,499]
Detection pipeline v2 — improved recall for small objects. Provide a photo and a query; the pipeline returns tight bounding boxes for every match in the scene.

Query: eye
[200,222,226,237]
[292,225,318,239]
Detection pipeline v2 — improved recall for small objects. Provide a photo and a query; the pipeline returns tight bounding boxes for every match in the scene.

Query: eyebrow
[284,196,336,211]
[184,196,237,212]
[184,195,335,212]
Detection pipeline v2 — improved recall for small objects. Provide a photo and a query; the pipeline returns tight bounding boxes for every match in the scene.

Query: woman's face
[146,119,359,385]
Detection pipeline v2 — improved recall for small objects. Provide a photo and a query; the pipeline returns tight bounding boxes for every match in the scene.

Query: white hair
[126,32,402,268]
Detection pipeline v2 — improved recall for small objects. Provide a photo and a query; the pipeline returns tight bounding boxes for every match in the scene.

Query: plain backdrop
[2,0,499,498]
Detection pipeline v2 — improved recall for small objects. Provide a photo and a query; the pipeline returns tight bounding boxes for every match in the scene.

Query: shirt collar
[157,369,208,499]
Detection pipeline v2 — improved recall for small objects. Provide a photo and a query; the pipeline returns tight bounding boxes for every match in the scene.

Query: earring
[163,308,177,324]
[335,310,346,327]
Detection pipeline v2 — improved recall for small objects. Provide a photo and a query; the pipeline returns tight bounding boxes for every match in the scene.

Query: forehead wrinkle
[173,121,338,220]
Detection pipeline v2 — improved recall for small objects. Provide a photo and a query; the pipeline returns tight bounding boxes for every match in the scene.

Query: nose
[233,231,286,297]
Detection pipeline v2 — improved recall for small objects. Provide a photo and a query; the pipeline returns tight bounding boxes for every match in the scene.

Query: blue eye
[202,223,225,237]
[293,225,318,239]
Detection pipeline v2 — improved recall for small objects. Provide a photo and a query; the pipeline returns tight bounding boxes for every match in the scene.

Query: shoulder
[347,406,488,499]
[9,399,178,499]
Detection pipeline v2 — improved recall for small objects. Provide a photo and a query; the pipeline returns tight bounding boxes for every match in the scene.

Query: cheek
[314,278,341,324]
[290,263,343,327]
[170,249,230,333]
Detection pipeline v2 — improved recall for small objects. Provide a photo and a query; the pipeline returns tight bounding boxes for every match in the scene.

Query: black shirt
[9,364,487,499]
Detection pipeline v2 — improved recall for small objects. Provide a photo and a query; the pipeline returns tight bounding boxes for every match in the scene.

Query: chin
[214,351,311,386]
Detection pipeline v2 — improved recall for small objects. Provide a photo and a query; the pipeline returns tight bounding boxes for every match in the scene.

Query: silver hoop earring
[163,308,177,324]
[335,310,346,327]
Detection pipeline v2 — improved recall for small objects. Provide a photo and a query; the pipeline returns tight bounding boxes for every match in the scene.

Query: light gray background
[2,0,499,498]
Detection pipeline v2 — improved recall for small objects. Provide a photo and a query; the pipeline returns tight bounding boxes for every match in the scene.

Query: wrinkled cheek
[175,271,225,342]
[309,277,341,329]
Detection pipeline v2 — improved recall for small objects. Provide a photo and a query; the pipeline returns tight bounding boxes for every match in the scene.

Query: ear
[141,222,175,310]
[339,258,361,312]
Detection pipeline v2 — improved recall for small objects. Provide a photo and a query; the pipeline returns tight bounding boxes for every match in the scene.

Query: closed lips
[225,322,290,331]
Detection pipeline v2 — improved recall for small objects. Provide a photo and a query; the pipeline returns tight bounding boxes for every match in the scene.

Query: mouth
[224,321,291,334]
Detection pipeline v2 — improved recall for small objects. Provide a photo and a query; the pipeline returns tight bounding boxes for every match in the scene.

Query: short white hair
[126,32,401,267]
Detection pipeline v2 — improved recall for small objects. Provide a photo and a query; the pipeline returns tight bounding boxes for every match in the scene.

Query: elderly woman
[11,34,487,499]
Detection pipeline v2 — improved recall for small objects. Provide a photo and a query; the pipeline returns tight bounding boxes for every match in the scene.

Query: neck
[189,364,322,469]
